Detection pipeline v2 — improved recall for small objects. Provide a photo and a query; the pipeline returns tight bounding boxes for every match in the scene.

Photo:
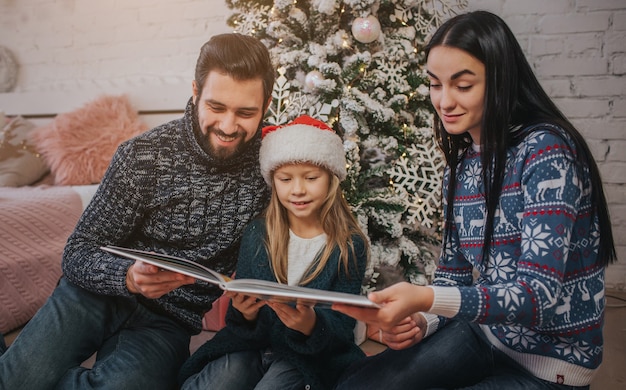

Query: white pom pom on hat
[260,115,347,185]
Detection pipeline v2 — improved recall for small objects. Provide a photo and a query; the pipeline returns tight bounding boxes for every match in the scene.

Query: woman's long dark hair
[425,10,615,266]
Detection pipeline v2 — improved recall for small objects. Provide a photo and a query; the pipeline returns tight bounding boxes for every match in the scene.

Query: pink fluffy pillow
[31,94,148,185]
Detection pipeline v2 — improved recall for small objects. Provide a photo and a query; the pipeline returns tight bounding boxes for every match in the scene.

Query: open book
[101,245,379,308]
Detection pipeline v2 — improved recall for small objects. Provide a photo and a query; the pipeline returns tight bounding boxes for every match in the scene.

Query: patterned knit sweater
[61,99,270,333]
[426,124,605,386]
[178,219,368,390]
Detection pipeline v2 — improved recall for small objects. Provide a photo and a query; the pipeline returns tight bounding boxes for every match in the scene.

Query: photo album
[101,245,379,308]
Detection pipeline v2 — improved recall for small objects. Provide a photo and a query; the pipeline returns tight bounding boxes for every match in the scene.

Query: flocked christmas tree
[226,0,466,291]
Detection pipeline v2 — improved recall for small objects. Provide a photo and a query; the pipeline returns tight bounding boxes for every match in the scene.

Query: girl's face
[273,163,331,232]
[426,46,486,144]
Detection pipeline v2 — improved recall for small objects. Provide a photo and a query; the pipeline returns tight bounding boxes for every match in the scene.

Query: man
[0,33,274,389]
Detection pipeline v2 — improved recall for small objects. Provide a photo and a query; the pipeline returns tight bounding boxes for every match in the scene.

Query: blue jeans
[182,348,307,390]
[0,277,190,390]
[334,320,589,390]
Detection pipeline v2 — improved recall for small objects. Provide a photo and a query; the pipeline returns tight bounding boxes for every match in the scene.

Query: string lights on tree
[226,0,467,290]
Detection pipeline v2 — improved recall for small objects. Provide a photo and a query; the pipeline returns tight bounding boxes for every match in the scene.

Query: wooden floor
[590,289,626,389]
[5,290,626,388]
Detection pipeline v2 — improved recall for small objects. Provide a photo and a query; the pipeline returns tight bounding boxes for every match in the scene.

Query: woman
[333,10,616,390]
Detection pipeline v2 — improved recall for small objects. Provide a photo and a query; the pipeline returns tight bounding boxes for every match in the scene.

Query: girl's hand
[267,301,316,335]
[226,292,265,321]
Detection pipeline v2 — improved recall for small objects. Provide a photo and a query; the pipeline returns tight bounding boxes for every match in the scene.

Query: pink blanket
[0,186,83,333]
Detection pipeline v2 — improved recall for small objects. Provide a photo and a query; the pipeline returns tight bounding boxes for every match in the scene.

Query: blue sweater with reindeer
[426,124,605,386]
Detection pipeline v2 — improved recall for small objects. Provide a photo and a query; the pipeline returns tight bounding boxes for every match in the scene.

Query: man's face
[193,71,266,160]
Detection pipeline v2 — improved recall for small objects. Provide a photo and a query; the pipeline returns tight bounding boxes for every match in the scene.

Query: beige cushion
[0,116,49,186]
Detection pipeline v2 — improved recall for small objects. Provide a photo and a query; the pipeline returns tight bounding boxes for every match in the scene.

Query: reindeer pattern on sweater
[432,124,604,386]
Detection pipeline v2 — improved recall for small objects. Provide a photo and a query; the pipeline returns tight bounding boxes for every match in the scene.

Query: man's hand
[126,261,196,299]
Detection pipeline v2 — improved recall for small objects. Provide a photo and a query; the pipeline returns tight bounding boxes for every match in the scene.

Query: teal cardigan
[178,218,368,390]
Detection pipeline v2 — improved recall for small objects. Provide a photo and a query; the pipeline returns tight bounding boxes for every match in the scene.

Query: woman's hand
[380,313,427,350]
[126,261,196,299]
[332,282,433,331]
[267,301,316,336]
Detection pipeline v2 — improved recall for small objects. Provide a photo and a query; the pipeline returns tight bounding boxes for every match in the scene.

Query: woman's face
[426,46,486,144]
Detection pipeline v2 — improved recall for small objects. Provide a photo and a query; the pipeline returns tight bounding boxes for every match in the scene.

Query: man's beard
[192,104,250,160]
[201,127,246,160]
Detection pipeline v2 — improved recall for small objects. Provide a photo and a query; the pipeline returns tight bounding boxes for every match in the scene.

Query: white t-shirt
[287,230,327,286]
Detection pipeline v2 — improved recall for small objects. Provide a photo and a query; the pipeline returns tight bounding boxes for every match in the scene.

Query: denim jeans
[182,348,307,390]
[0,277,190,390]
[334,320,589,390]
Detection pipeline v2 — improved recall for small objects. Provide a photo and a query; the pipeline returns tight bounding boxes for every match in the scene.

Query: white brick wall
[0,0,233,93]
[465,0,626,290]
[1,0,624,289]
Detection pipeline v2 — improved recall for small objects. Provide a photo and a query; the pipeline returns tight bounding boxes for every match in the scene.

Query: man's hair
[194,33,275,110]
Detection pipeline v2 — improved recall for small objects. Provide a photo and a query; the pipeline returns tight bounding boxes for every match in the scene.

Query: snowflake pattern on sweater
[432,124,605,386]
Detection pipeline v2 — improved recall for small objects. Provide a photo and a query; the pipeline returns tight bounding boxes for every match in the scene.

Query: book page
[225,279,379,308]
[100,246,228,287]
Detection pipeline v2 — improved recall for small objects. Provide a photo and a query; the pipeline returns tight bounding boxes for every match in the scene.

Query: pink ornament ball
[305,70,324,89]
[351,15,381,44]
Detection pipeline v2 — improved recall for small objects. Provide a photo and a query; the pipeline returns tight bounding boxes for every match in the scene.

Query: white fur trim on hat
[259,124,347,185]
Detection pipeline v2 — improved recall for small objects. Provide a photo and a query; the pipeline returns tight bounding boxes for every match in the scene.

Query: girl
[334,10,616,390]
[179,115,369,390]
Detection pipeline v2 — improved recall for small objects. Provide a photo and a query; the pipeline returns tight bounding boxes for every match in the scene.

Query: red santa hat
[260,115,347,185]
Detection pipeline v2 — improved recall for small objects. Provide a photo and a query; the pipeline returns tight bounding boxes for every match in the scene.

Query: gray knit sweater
[62,98,270,333]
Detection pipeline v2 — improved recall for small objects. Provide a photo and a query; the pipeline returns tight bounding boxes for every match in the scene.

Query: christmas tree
[226,0,466,291]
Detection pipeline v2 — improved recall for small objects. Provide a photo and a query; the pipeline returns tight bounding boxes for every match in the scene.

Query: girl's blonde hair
[264,169,368,285]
